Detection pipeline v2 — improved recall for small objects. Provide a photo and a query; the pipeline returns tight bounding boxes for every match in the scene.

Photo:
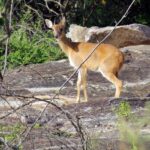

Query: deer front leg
[76,68,88,103]
[76,79,81,103]
[82,68,88,102]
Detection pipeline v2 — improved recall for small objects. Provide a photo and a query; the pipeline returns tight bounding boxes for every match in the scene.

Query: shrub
[0,27,66,69]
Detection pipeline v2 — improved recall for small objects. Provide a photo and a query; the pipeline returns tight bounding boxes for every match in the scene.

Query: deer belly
[83,57,99,71]
[86,63,99,71]
[69,57,99,71]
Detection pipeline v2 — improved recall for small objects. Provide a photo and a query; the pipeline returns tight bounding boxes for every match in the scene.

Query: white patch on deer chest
[68,56,77,68]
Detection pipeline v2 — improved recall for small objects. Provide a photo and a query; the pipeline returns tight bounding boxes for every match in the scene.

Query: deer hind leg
[101,71,122,98]
[76,68,88,103]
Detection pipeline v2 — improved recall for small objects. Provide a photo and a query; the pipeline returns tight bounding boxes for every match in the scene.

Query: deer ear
[61,17,66,26]
[45,19,53,28]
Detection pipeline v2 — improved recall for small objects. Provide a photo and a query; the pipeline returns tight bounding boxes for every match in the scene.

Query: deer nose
[55,35,59,39]
[55,32,61,39]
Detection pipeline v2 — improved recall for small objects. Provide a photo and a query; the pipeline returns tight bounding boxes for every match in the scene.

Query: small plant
[116,101,131,119]
[116,101,150,150]
[118,119,139,150]
[86,132,100,150]
[33,123,41,129]
[116,101,139,150]
[0,123,24,149]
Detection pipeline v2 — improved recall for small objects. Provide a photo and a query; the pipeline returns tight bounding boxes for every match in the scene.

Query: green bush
[0,9,66,69]
[0,28,66,69]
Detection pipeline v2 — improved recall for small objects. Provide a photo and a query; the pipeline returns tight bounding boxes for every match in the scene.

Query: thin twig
[21,103,49,144]
[25,4,43,19]
[44,0,59,16]
[0,99,37,120]
[2,38,9,76]
[2,0,14,76]
[0,35,8,43]
[46,0,64,8]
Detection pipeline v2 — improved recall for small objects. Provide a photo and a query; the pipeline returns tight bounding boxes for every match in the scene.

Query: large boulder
[66,24,150,48]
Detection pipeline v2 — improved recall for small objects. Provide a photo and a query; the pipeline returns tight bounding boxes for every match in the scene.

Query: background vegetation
[0,0,150,70]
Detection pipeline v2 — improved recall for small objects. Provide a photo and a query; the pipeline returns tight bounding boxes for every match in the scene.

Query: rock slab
[66,24,150,48]
[0,45,150,150]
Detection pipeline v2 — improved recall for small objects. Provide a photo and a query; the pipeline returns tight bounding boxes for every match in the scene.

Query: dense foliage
[0,0,150,69]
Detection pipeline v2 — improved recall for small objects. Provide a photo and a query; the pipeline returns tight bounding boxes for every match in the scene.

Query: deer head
[45,17,66,39]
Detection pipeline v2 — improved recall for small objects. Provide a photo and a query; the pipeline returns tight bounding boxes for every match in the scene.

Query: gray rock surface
[66,24,150,48]
[0,45,150,150]
[3,45,150,98]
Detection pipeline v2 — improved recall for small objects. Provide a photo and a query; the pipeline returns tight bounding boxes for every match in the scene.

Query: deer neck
[57,33,74,55]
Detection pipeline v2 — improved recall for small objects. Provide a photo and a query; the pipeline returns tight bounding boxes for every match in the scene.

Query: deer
[45,17,124,103]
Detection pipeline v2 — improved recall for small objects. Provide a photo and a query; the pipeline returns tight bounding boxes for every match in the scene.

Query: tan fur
[45,18,124,102]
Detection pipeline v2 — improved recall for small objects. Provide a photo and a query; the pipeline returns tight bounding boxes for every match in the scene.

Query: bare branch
[2,0,14,76]
[0,98,37,120]
[2,38,9,76]
[44,0,59,16]
[0,35,8,43]
[25,4,43,19]
[46,0,64,9]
